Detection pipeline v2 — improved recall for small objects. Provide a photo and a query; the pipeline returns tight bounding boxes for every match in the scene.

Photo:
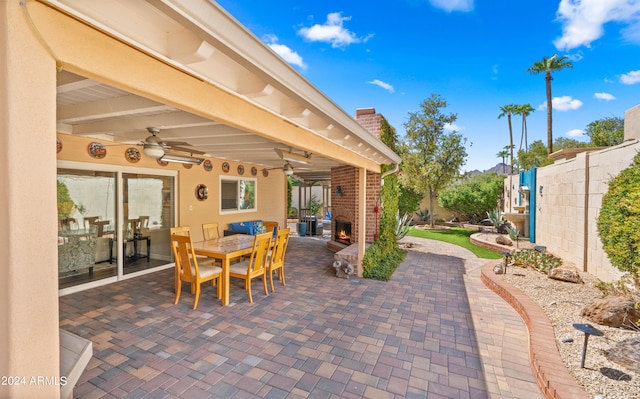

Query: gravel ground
[500,264,640,399]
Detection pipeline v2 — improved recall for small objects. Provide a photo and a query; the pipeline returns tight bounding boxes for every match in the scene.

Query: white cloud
[566,129,585,137]
[429,0,474,12]
[538,96,583,111]
[594,92,616,101]
[621,70,640,84]
[554,0,640,50]
[444,123,462,132]
[298,12,370,48]
[263,35,306,69]
[367,79,395,93]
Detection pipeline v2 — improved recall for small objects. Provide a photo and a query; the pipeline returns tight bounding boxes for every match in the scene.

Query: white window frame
[219,175,257,214]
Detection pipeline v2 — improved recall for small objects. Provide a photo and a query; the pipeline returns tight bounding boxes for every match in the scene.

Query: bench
[60,329,92,399]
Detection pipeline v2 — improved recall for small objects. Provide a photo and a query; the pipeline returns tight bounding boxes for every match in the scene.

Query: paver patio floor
[60,236,542,398]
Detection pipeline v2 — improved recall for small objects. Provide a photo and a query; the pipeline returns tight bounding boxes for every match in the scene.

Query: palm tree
[496,148,509,174]
[514,103,535,152]
[526,54,573,155]
[498,104,517,174]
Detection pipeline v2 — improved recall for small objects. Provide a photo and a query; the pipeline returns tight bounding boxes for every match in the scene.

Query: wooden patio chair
[170,233,222,309]
[262,221,279,237]
[202,222,220,240]
[228,231,271,303]
[170,226,216,292]
[268,228,290,292]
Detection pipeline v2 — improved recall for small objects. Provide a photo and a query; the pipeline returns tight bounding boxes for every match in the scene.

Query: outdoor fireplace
[334,220,352,245]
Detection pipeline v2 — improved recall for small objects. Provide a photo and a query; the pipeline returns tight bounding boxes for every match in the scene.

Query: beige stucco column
[357,167,366,277]
[0,2,60,397]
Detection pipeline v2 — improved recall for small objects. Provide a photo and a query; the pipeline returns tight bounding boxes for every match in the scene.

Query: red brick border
[480,262,589,399]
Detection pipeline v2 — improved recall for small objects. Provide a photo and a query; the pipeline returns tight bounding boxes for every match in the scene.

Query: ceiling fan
[274,148,312,165]
[141,127,205,159]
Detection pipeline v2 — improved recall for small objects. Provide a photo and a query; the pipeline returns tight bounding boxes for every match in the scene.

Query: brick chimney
[355,108,382,140]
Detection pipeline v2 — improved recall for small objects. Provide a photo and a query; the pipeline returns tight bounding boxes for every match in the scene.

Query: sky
[214,0,640,172]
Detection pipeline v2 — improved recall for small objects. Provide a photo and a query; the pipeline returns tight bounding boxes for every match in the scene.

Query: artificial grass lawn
[407,227,502,259]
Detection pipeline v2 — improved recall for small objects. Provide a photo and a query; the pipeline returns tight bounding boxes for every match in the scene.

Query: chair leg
[216,276,222,300]
[193,283,201,309]
[280,267,286,286]
[262,273,268,296]
[269,269,275,292]
[247,279,253,303]
[174,281,182,305]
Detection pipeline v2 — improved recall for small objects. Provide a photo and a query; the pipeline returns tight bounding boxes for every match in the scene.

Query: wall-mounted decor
[88,142,106,159]
[263,169,269,177]
[237,165,245,175]
[56,138,62,153]
[203,160,213,172]
[157,158,169,167]
[336,185,344,196]
[251,166,258,176]
[195,184,208,201]
[124,147,141,163]
[182,163,193,169]
[222,162,230,173]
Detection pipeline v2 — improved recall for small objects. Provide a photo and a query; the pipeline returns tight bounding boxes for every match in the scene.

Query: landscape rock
[493,263,506,274]
[548,265,583,284]
[495,235,512,246]
[581,295,640,328]
[333,260,354,279]
[605,336,640,373]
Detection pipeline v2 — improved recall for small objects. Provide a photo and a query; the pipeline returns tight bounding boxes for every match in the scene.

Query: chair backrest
[262,221,278,237]
[170,226,192,236]
[271,228,291,267]
[202,222,220,240]
[170,233,199,283]
[247,232,272,273]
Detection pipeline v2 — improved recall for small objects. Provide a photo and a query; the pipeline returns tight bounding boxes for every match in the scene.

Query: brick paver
[60,235,548,398]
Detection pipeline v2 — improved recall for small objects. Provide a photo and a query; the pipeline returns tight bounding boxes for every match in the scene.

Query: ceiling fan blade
[167,145,206,155]
[161,140,191,146]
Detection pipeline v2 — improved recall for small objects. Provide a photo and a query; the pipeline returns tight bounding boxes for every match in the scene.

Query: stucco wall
[57,134,287,242]
[535,139,640,282]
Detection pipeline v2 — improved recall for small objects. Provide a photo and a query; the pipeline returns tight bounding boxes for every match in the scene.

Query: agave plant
[395,211,414,240]
[486,208,504,232]
[505,224,520,248]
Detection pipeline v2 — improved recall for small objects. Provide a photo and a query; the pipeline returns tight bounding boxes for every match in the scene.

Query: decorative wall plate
[203,160,213,171]
[195,184,208,201]
[88,142,106,159]
[157,158,169,167]
[182,163,193,169]
[56,138,62,153]
[263,169,269,177]
[237,165,244,175]
[222,162,230,173]
[251,166,258,176]
[124,147,141,163]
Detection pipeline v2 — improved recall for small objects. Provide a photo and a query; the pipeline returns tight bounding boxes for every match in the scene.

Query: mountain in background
[467,163,512,175]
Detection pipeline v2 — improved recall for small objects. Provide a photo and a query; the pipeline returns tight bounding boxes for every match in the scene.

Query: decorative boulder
[493,263,506,274]
[581,295,640,328]
[495,235,512,246]
[605,336,640,373]
[548,265,583,284]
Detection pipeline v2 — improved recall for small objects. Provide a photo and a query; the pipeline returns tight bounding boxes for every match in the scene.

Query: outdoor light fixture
[159,153,204,165]
[274,148,312,165]
[283,163,294,176]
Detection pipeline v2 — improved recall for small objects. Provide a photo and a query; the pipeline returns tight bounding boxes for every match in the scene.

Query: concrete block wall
[535,140,640,282]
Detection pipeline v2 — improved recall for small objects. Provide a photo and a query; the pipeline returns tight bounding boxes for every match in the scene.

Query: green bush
[438,173,504,221]
[597,152,640,277]
[362,243,406,281]
[511,249,562,273]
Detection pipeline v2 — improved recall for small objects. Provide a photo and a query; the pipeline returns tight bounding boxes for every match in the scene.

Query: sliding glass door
[57,163,176,292]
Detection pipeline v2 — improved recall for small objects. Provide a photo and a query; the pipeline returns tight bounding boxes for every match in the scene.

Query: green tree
[585,116,624,147]
[517,140,553,170]
[514,103,535,152]
[498,104,517,174]
[398,185,424,216]
[526,54,573,155]
[438,173,504,222]
[400,94,468,228]
[496,148,509,174]
[553,137,589,150]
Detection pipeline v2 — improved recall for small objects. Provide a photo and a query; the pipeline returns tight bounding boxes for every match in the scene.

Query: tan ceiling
[50,0,401,182]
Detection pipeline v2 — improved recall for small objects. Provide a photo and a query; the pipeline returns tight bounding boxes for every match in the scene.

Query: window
[220,176,256,212]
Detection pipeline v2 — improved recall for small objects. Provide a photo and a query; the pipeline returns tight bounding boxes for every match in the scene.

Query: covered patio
[60,236,542,398]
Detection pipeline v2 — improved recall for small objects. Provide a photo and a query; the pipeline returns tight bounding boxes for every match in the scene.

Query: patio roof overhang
[43,0,401,181]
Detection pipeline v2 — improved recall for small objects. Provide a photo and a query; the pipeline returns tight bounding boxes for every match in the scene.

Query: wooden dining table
[191,234,256,306]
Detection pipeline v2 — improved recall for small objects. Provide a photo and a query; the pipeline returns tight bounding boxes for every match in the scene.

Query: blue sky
[215,0,640,171]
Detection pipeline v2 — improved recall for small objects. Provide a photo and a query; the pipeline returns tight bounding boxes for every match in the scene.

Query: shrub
[597,152,640,277]
[362,243,406,281]
[511,249,562,273]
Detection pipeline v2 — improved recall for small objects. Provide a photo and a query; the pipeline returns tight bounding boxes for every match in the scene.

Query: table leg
[146,237,150,262]
[222,258,230,306]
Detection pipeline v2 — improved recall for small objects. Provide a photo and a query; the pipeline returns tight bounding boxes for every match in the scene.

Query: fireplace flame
[339,230,349,240]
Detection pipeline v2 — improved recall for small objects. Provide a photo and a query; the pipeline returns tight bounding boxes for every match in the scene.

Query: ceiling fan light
[143,145,165,158]
[159,153,204,165]
[284,164,294,175]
